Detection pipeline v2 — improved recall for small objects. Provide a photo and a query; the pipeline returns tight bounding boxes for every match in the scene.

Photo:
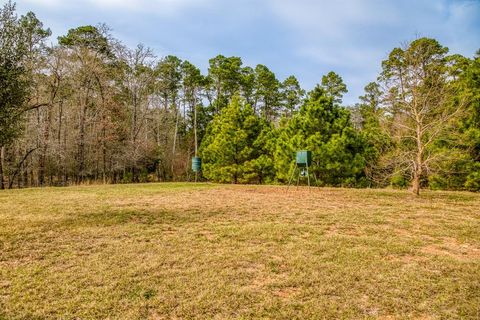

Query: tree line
[0,2,478,194]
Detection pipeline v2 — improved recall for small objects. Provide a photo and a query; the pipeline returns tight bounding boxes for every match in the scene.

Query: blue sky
[14,0,480,105]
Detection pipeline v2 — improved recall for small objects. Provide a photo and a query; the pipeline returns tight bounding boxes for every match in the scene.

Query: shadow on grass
[60,207,223,229]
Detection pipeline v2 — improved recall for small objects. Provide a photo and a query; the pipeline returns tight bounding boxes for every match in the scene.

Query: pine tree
[200,96,271,183]
[280,75,305,117]
[431,51,480,190]
[354,82,393,186]
[275,86,368,186]
[462,51,480,190]
[320,71,348,104]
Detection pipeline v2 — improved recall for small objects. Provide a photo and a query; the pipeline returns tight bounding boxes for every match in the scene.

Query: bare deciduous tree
[380,38,466,195]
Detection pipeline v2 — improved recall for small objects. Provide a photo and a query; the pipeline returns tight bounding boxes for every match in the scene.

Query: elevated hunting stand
[287,150,318,189]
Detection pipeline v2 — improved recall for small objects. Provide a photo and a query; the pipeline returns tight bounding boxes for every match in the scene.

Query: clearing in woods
[0,183,479,319]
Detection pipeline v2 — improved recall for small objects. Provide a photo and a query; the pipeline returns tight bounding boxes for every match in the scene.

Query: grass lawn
[0,183,479,319]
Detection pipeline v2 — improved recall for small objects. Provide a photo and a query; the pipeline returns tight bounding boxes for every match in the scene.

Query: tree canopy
[0,2,478,194]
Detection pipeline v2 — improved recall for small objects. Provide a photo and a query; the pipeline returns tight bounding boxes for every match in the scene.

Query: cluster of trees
[1,2,478,193]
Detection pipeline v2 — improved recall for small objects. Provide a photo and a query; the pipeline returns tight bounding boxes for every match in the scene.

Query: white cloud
[89,0,211,13]
[22,0,64,7]
[22,0,213,14]
[441,0,480,55]
[17,0,480,105]
[264,0,479,103]
[266,0,397,39]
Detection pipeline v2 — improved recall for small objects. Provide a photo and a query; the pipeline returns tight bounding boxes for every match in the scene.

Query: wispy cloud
[86,0,213,14]
[22,0,213,14]
[265,0,480,103]
[15,0,480,105]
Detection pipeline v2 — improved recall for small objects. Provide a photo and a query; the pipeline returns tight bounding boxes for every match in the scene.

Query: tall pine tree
[200,96,272,183]
[275,85,368,186]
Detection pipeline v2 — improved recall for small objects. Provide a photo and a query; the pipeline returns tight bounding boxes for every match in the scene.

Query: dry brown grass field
[0,183,479,319]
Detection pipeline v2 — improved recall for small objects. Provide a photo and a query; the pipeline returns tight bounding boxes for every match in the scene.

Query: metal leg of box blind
[296,170,301,189]
[286,164,297,191]
[287,163,317,191]
[306,163,311,187]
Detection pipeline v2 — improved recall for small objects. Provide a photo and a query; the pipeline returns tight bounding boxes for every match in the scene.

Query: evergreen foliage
[200,96,272,184]
[0,2,478,193]
[274,86,368,186]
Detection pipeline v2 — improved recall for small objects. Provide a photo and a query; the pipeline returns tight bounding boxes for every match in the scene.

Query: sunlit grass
[1,183,479,319]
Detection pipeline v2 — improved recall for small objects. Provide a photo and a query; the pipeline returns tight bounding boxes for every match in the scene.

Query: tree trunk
[102,134,106,184]
[77,91,89,184]
[162,95,170,180]
[63,107,68,186]
[38,105,52,186]
[9,148,37,189]
[412,168,421,195]
[0,146,5,190]
[22,158,28,188]
[100,101,106,184]
[412,101,423,196]
[78,105,86,184]
[194,102,198,157]
[412,144,423,196]
[171,107,179,179]
[412,145,423,195]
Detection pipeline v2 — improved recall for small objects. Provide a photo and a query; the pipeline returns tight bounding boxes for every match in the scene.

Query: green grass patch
[1,183,479,319]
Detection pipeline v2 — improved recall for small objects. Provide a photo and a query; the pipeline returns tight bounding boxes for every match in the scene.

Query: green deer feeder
[192,156,201,183]
[287,150,317,189]
[295,150,312,167]
[192,157,201,172]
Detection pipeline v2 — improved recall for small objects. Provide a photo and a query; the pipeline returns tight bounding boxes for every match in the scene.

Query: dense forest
[0,2,479,194]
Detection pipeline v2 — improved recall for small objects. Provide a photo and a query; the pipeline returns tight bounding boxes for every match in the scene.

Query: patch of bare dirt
[273,286,300,299]
[421,238,480,261]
